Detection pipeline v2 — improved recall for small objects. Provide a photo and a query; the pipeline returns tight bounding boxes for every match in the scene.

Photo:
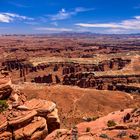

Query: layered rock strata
[0,77,60,140]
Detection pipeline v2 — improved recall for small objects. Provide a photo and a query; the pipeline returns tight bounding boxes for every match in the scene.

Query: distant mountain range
[1,32,140,38]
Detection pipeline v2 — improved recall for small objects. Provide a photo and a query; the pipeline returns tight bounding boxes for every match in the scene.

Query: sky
[0,0,140,34]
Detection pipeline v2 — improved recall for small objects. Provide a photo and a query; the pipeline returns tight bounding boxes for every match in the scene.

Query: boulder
[23,117,47,137]
[8,110,37,129]
[14,117,47,140]
[17,99,56,116]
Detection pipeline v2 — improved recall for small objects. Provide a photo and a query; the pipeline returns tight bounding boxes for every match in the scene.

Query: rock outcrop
[0,77,60,140]
[45,108,140,140]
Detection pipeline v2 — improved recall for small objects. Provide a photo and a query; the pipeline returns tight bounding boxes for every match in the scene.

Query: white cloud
[0,14,12,23]
[49,7,94,21]
[76,16,140,30]
[0,12,33,23]
[76,23,122,28]
[50,9,70,20]
[35,27,73,32]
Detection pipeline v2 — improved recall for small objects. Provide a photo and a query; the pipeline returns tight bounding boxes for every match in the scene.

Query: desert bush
[99,134,108,139]
[107,120,116,127]
[86,117,92,122]
[0,100,8,112]
[83,116,99,122]
[92,116,99,121]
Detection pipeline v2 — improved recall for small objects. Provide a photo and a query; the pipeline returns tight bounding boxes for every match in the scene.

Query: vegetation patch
[0,100,8,112]
[107,120,117,127]
[83,116,99,122]
[99,134,108,139]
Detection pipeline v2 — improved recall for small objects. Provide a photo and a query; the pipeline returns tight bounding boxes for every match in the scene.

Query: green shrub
[107,120,116,127]
[0,100,8,112]
[99,134,108,139]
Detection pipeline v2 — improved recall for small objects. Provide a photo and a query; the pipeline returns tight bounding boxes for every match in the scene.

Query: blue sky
[0,0,140,34]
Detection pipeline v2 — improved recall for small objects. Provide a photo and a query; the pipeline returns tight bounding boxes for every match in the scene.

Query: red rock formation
[45,108,140,140]
[0,78,60,140]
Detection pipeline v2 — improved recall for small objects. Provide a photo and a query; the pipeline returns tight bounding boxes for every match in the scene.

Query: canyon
[0,34,140,139]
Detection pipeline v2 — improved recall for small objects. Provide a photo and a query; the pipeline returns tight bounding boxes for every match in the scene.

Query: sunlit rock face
[0,77,60,140]
[45,108,140,140]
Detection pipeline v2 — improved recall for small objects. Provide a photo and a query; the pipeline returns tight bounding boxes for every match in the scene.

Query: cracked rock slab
[17,98,56,115]
[14,117,47,140]
[8,110,37,129]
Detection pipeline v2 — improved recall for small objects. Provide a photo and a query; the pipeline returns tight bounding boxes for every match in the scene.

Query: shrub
[86,127,91,132]
[129,134,139,139]
[0,100,8,112]
[83,116,99,122]
[86,117,92,122]
[99,134,108,139]
[92,116,99,121]
[107,120,117,127]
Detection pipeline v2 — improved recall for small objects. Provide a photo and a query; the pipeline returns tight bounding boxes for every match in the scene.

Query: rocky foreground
[0,77,60,140]
[46,108,140,140]
[0,77,140,140]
